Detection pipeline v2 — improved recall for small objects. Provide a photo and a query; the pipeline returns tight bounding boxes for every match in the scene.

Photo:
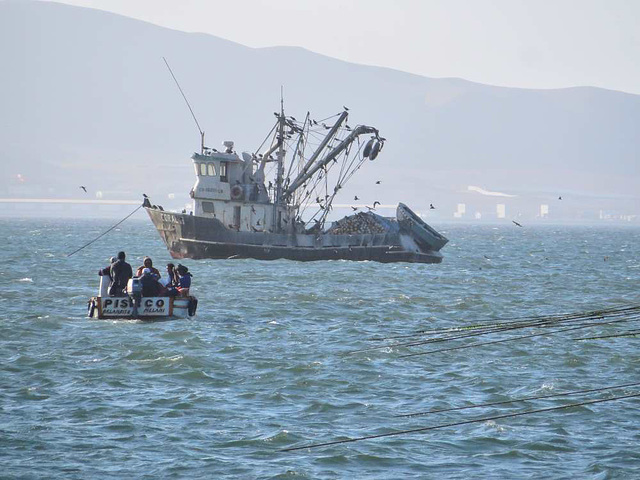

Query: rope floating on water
[395,380,640,418]
[281,392,640,452]
[343,306,640,356]
[369,305,640,343]
[573,330,640,341]
[66,204,143,257]
[399,315,640,359]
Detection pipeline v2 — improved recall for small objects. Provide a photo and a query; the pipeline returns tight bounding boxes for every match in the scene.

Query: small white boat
[88,276,197,320]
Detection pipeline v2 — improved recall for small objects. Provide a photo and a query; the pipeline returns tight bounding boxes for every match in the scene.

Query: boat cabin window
[202,201,215,213]
[200,163,207,176]
[220,162,228,182]
[207,163,216,176]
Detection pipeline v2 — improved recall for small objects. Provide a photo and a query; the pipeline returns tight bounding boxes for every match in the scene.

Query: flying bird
[80,186,87,193]
[375,180,381,185]
[558,196,563,200]
[354,195,359,201]
[351,206,358,211]
[373,201,381,208]
[430,204,435,210]
[343,106,349,111]
[512,220,523,227]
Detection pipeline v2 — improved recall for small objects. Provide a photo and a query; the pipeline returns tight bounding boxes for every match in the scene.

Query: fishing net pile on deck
[327,212,397,235]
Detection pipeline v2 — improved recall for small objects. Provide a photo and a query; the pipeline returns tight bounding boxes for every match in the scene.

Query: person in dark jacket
[139,268,161,297]
[109,251,133,296]
[98,257,116,279]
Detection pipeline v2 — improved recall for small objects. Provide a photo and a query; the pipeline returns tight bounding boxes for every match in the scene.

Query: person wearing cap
[135,256,161,278]
[109,251,133,296]
[140,267,161,297]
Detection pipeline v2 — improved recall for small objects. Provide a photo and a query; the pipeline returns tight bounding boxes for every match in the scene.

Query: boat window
[194,163,200,176]
[220,162,228,182]
[207,163,216,176]
[202,201,215,213]
[200,163,207,176]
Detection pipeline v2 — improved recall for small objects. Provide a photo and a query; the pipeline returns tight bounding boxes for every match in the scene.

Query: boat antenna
[162,57,205,154]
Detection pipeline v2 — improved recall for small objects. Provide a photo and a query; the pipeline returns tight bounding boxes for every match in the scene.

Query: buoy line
[281,392,640,453]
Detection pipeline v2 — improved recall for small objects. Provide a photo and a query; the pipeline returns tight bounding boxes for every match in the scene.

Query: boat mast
[273,88,287,230]
[162,57,206,155]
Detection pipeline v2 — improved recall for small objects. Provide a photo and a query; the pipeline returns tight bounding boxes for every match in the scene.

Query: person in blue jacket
[167,264,192,297]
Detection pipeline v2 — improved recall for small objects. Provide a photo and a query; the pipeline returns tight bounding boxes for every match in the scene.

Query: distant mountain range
[1,0,638,219]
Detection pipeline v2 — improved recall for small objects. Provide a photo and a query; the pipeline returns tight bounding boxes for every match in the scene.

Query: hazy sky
[42,0,640,94]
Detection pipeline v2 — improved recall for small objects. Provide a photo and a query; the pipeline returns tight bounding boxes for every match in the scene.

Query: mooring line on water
[345,310,640,356]
[394,380,640,418]
[573,330,640,341]
[369,305,640,343]
[67,203,143,257]
[280,392,640,452]
[346,320,555,355]
[393,313,640,354]
[398,316,640,359]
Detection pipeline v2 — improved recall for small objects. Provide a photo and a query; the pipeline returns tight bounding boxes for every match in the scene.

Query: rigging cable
[67,203,143,257]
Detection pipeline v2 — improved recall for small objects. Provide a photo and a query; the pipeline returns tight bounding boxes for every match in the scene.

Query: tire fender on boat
[188,297,198,316]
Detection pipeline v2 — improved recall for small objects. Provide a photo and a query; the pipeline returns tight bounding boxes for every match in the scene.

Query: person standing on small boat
[98,257,116,279]
[135,256,161,278]
[109,251,133,296]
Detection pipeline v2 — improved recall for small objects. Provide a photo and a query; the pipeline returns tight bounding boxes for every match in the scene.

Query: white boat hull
[88,296,196,320]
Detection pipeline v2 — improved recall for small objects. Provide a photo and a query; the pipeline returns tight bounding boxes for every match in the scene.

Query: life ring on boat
[230,185,244,201]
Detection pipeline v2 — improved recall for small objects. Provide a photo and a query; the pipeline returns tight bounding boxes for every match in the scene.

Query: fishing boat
[87,276,197,320]
[144,105,448,263]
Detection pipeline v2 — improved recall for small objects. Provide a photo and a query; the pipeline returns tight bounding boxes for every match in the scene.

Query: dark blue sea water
[2,218,640,479]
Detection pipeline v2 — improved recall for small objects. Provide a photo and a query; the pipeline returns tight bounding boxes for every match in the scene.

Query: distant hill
[1,0,638,218]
